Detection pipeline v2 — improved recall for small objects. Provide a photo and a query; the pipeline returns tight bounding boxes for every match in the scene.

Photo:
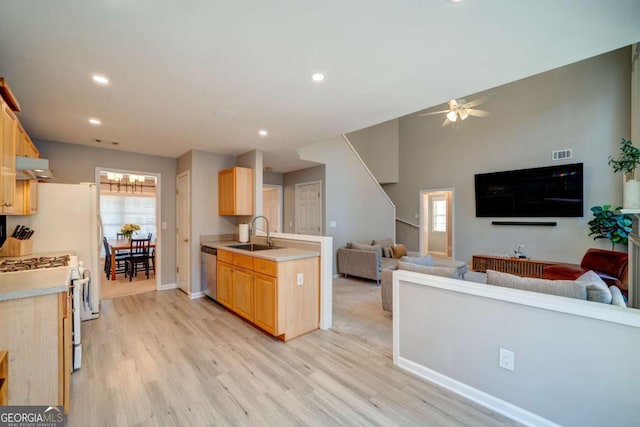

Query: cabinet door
[0,103,16,214]
[218,168,234,215]
[233,267,254,321]
[254,272,277,335]
[216,261,234,308]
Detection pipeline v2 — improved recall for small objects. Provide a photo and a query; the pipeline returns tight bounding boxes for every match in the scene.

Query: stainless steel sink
[226,243,282,251]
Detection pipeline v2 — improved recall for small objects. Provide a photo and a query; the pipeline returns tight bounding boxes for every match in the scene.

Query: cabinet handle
[3,203,11,207]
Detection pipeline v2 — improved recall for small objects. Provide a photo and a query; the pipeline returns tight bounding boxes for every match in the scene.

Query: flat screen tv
[475,163,583,217]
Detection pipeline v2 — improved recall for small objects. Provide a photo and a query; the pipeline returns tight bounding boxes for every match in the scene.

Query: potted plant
[120,223,140,240]
[588,205,632,251]
[608,138,640,209]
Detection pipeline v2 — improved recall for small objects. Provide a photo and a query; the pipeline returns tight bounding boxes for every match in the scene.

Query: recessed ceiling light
[92,74,110,85]
[311,72,325,82]
[258,129,268,137]
[89,118,102,125]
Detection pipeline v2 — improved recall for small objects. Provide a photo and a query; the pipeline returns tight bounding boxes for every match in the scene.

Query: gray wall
[397,278,640,426]
[177,150,237,294]
[263,171,283,186]
[299,136,395,272]
[346,118,399,184]
[385,47,631,264]
[282,165,325,234]
[35,139,177,285]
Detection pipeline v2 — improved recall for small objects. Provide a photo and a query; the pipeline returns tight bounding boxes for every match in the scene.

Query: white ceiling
[0,1,639,172]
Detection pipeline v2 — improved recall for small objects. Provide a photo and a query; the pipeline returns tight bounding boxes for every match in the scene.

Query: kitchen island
[0,266,72,412]
[203,241,320,341]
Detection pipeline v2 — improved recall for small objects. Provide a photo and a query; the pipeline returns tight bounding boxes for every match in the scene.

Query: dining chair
[125,238,151,281]
[103,236,127,279]
[146,232,155,275]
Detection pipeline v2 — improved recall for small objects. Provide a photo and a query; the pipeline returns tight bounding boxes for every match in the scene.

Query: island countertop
[0,267,71,301]
[201,241,320,262]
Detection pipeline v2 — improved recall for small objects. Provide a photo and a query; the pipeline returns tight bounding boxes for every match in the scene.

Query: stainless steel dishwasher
[200,245,217,300]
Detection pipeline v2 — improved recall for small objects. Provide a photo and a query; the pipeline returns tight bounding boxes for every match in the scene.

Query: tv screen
[475,163,583,217]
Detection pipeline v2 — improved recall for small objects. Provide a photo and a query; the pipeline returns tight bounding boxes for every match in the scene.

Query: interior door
[176,172,190,294]
[295,181,322,235]
[262,185,282,232]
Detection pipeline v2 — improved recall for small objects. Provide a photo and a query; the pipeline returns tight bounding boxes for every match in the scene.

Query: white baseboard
[189,291,204,299]
[158,283,177,291]
[396,357,559,427]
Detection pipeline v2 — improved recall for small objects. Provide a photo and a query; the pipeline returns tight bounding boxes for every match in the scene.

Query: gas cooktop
[0,255,70,272]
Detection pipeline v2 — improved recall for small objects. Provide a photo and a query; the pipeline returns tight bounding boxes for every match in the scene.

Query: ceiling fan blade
[418,109,450,116]
[466,109,490,118]
[449,99,459,109]
[462,93,497,109]
[441,118,452,127]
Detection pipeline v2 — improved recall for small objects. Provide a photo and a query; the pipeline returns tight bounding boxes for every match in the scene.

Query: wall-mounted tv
[475,163,583,217]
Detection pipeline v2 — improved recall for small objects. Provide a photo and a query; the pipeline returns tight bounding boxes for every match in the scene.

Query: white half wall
[393,270,640,426]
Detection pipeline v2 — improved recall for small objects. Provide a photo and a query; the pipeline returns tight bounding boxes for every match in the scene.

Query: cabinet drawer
[233,253,253,270]
[218,249,233,263]
[253,258,277,276]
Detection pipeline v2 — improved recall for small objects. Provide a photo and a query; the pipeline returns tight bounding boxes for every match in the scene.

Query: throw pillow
[390,244,408,259]
[397,261,459,278]
[351,241,373,251]
[373,238,394,257]
[486,270,587,300]
[401,255,434,267]
[345,242,353,249]
[577,270,613,304]
[609,285,627,307]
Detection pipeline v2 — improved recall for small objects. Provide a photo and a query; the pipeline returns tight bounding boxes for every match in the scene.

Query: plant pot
[623,178,640,209]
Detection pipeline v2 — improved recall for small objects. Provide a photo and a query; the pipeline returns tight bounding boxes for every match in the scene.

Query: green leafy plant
[608,138,640,180]
[120,223,140,239]
[588,205,632,251]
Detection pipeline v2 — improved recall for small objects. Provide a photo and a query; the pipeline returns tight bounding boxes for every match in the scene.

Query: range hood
[15,156,54,180]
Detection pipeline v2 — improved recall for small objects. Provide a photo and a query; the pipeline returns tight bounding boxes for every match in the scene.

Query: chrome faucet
[250,215,272,247]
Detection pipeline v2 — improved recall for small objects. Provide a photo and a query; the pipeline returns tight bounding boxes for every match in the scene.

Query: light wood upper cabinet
[218,167,253,216]
[0,101,16,214]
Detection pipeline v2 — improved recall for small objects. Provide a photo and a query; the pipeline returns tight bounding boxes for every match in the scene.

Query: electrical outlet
[329,221,337,228]
[297,273,304,285]
[499,348,515,371]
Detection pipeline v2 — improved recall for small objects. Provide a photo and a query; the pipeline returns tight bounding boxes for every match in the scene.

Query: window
[432,199,446,232]
[101,194,156,240]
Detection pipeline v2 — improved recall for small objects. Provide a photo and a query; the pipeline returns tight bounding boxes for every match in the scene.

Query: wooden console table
[472,255,557,278]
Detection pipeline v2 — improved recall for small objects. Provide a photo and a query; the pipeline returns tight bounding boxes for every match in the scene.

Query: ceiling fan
[418,94,495,127]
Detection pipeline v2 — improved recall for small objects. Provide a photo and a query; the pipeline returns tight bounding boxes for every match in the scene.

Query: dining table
[106,238,156,280]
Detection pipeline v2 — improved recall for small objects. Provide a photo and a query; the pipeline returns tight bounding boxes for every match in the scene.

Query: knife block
[0,237,32,257]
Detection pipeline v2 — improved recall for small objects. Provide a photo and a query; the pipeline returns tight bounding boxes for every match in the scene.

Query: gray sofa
[337,239,468,284]
[382,262,627,312]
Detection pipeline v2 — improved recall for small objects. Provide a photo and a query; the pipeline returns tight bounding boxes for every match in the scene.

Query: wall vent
[552,149,572,161]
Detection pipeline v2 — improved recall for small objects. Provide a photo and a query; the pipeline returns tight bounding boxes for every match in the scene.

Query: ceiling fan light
[459,109,469,120]
[446,111,457,122]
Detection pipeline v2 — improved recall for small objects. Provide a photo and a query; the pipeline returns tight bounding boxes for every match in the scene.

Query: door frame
[95,166,162,290]
[176,171,191,295]
[262,184,283,232]
[419,187,455,260]
[295,180,323,235]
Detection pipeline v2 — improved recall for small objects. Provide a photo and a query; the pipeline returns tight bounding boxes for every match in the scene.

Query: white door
[176,172,190,294]
[262,185,282,232]
[420,189,454,259]
[295,181,322,235]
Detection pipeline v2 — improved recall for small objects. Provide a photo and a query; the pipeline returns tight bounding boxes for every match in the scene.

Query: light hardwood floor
[70,290,518,426]
[100,258,157,300]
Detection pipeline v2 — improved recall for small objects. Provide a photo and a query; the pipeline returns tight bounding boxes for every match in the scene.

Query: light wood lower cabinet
[216,261,233,308]
[0,291,71,412]
[216,249,319,341]
[232,267,254,321]
[254,272,277,334]
[0,350,7,405]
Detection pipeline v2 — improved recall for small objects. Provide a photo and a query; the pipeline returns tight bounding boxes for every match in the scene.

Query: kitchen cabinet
[218,167,253,215]
[0,100,16,214]
[216,248,319,341]
[216,251,234,308]
[0,290,72,412]
[17,124,39,158]
[254,272,277,334]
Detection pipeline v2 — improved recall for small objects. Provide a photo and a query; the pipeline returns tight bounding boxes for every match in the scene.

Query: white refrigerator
[24,182,101,320]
